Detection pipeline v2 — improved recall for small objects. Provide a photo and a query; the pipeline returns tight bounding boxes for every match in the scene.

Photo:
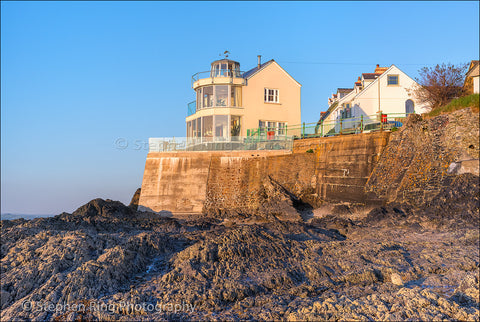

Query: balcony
[187,99,243,117]
[191,70,246,88]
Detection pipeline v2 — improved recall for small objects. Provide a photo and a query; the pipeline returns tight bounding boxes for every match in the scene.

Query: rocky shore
[1,171,478,321]
[1,109,479,321]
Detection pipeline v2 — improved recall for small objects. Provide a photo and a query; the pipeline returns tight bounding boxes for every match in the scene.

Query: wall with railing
[248,112,410,139]
[148,136,293,152]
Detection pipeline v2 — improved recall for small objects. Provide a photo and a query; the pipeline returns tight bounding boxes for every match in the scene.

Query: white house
[322,64,430,134]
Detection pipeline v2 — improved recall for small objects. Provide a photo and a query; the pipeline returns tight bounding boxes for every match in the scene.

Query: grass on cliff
[428,93,479,117]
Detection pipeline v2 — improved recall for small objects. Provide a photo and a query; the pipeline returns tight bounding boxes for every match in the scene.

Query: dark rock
[257,176,303,222]
[310,214,356,236]
[422,173,480,227]
[128,188,141,211]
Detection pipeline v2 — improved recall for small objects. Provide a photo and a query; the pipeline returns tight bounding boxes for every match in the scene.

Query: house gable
[353,65,416,100]
[246,60,301,87]
[466,60,479,78]
[326,64,428,118]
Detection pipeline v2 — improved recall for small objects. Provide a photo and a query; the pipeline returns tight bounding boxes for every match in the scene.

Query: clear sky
[1,1,479,215]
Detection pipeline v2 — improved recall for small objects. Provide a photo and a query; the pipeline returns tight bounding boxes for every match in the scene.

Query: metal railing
[149,136,293,152]
[191,70,245,85]
[248,112,411,140]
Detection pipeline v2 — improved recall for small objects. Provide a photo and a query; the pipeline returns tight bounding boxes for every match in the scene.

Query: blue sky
[1,1,479,215]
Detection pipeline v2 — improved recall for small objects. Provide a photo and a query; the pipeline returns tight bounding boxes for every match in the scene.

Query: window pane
[202,116,213,139]
[196,88,202,109]
[215,85,228,107]
[212,64,219,77]
[265,88,279,103]
[259,120,265,129]
[278,122,285,135]
[388,76,398,85]
[196,118,202,137]
[231,86,242,107]
[231,115,241,137]
[215,115,228,139]
[221,63,227,76]
[203,86,213,107]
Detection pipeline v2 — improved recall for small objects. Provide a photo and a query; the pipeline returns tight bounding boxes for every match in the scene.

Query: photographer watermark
[114,137,188,152]
[22,299,196,314]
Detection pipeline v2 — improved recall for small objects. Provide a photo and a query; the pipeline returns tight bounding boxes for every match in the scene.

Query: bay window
[187,115,242,140]
[195,85,242,109]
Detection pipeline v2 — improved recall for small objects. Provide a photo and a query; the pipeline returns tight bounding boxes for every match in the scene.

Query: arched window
[405,99,414,114]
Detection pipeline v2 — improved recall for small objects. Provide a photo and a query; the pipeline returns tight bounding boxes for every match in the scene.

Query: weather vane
[219,50,230,58]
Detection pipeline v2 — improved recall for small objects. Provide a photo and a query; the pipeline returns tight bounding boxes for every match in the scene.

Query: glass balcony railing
[187,100,243,116]
[192,70,245,85]
[187,101,196,116]
[149,136,294,152]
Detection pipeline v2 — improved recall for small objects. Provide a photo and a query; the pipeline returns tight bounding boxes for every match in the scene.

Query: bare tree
[411,63,468,111]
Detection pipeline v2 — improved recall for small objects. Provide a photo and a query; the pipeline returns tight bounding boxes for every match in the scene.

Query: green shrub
[428,94,479,117]
[306,149,314,153]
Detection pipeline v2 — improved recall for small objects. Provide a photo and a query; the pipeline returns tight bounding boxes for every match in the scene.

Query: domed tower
[185,56,301,146]
[186,58,245,143]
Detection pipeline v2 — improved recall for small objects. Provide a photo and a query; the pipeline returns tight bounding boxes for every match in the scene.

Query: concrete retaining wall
[138,151,291,214]
[138,132,391,214]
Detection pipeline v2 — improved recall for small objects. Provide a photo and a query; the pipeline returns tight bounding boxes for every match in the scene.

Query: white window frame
[277,122,286,135]
[258,120,288,136]
[264,88,279,103]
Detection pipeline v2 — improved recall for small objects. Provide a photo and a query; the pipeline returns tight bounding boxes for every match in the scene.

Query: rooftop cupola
[192,58,245,89]
[210,59,241,78]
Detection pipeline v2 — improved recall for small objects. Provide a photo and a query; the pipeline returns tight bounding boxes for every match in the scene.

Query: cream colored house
[322,64,430,133]
[464,60,479,94]
[186,57,301,142]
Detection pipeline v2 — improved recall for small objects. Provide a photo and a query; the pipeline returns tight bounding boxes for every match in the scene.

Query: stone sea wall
[138,108,478,214]
[138,132,391,214]
[137,151,291,214]
[365,108,479,205]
